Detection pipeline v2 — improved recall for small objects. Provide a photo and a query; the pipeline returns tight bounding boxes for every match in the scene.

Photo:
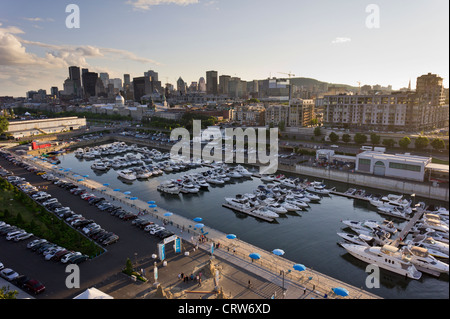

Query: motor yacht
[225,197,253,211]
[252,206,280,219]
[417,216,449,233]
[342,219,398,235]
[134,167,152,179]
[180,183,200,194]
[234,165,252,177]
[261,175,276,182]
[337,233,372,247]
[91,161,109,171]
[341,243,422,280]
[157,182,180,195]
[266,202,288,214]
[401,245,449,275]
[117,169,137,181]
[406,235,449,257]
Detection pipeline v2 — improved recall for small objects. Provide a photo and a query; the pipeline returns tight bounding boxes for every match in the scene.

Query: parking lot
[0,155,166,299]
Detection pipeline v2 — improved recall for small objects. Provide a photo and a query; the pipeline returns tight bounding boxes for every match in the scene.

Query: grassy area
[0,178,104,257]
[432,157,449,165]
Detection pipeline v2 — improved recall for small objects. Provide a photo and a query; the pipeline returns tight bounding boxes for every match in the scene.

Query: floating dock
[222,204,275,222]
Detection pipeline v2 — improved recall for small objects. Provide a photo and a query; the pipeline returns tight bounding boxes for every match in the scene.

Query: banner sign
[158,243,165,261]
[175,237,181,253]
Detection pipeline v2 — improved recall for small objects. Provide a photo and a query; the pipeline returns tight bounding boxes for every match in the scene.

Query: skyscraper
[219,75,231,95]
[206,71,218,95]
[82,70,99,98]
[133,77,146,102]
[198,77,206,92]
[68,66,82,98]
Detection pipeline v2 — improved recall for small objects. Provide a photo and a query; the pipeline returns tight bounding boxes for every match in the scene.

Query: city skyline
[0,0,448,97]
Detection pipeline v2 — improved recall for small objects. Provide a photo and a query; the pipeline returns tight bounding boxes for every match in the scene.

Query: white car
[144,224,158,232]
[0,268,19,281]
[14,232,33,242]
[149,226,165,235]
[6,231,26,241]
[27,239,47,249]
[0,262,4,270]
[42,198,58,206]
[61,252,81,263]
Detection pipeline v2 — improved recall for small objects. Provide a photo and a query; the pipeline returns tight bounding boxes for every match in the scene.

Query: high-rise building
[99,73,110,88]
[133,77,146,102]
[177,77,187,94]
[50,87,59,98]
[82,70,99,98]
[219,75,231,95]
[416,73,446,106]
[206,71,218,95]
[68,66,82,98]
[198,77,206,92]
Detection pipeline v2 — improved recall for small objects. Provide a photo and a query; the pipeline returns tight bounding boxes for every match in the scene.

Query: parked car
[0,261,4,270]
[14,232,33,242]
[69,254,89,264]
[102,234,119,246]
[23,279,46,294]
[0,268,19,281]
[61,252,81,263]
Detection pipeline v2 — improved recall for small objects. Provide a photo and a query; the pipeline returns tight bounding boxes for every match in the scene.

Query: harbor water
[55,147,449,299]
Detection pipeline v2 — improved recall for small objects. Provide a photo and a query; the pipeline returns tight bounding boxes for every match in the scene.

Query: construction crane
[278,72,295,79]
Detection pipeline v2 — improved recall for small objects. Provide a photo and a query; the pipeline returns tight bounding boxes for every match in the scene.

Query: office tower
[124,74,131,86]
[198,77,206,92]
[50,87,59,98]
[133,77,146,102]
[82,70,99,98]
[145,70,159,82]
[177,77,186,94]
[206,71,218,95]
[219,75,231,95]
[68,66,82,98]
[99,73,110,88]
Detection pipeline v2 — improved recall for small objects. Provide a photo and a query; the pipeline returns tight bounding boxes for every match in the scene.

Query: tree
[0,286,18,299]
[430,138,445,151]
[0,117,9,135]
[414,136,429,150]
[353,133,368,145]
[310,118,318,126]
[370,133,381,145]
[278,121,285,132]
[329,132,339,143]
[314,126,321,137]
[398,136,411,149]
[342,134,351,144]
[382,139,396,148]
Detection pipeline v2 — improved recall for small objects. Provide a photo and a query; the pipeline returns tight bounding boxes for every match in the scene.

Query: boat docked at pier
[117,169,137,181]
[341,243,422,280]
[157,181,181,195]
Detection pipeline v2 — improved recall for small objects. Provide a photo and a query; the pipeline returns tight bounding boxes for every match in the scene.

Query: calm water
[55,146,449,299]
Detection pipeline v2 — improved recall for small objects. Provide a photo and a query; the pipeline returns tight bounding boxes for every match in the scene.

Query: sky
[0,0,448,97]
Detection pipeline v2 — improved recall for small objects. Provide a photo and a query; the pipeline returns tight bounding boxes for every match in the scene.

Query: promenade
[22,153,381,300]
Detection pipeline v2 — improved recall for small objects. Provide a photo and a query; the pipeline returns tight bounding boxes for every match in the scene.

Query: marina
[11,141,449,299]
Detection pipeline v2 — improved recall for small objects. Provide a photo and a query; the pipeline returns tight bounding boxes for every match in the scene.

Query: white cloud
[331,37,351,44]
[126,0,199,11]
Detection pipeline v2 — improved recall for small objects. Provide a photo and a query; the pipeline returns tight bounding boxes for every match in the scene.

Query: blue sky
[0,0,448,97]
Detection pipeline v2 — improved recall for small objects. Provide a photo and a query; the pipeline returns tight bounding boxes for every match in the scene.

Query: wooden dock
[222,204,275,222]
[391,208,425,247]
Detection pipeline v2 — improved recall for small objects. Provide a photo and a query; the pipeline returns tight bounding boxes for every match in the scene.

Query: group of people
[178,272,202,287]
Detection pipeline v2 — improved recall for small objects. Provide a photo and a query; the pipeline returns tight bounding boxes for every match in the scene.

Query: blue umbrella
[77,179,84,182]
[149,204,157,208]
[195,223,205,229]
[147,201,155,204]
[332,287,349,297]
[82,175,89,177]
[114,189,121,192]
[164,212,173,217]
[130,197,138,200]
[124,191,131,195]
[193,217,203,222]
[103,183,110,186]
[249,253,261,260]
[293,264,306,271]
[73,174,79,177]
[226,234,237,239]
[272,249,285,256]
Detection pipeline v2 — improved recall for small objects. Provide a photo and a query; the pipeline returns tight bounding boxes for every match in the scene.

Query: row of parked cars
[132,218,175,240]
[0,260,45,295]
[0,221,34,242]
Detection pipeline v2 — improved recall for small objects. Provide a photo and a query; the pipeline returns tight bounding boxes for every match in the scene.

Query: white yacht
[180,183,200,194]
[117,169,137,181]
[280,201,300,212]
[406,235,449,258]
[206,175,225,185]
[134,167,152,179]
[266,202,288,214]
[341,243,422,280]
[157,182,180,195]
[401,246,449,275]
[417,216,449,233]
[234,165,252,177]
[225,197,252,211]
[261,175,276,182]
[342,219,398,235]
[284,195,309,208]
[337,233,372,247]
[377,206,410,219]
[91,161,109,171]
[252,206,280,219]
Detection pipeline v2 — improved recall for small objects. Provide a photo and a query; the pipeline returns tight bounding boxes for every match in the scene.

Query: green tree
[0,116,9,135]
[329,132,339,143]
[342,134,351,144]
[430,138,445,151]
[414,136,429,150]
[353,133,368,145]
[314,126,321,137]
[398,136,411,149]
[382,139,396,148]
[370,133,381,145]
[278,121,286,132]
[0,286,18,299]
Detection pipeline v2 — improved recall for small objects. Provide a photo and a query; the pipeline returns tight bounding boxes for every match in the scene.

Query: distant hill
[288,77,358,91]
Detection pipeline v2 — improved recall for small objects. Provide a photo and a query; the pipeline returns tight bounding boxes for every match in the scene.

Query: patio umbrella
[164,212,173,217]
[129,197,138,200]
[249,253,261,260]
[332,287,349,297]
[103,183,110,186]
[147,201,155,204]
[195,223,205,229]
[113,189,121,192]
[226,234,237,239]
[82,175,89,177]
[77,179,84,182]
[272,249,285,256]
[193,217,203,222]
[293,264,306,271]
[149,204,157,208]
[123,191,131,195]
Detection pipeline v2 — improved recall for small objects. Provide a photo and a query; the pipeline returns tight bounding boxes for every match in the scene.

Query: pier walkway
[24,155,381,299]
